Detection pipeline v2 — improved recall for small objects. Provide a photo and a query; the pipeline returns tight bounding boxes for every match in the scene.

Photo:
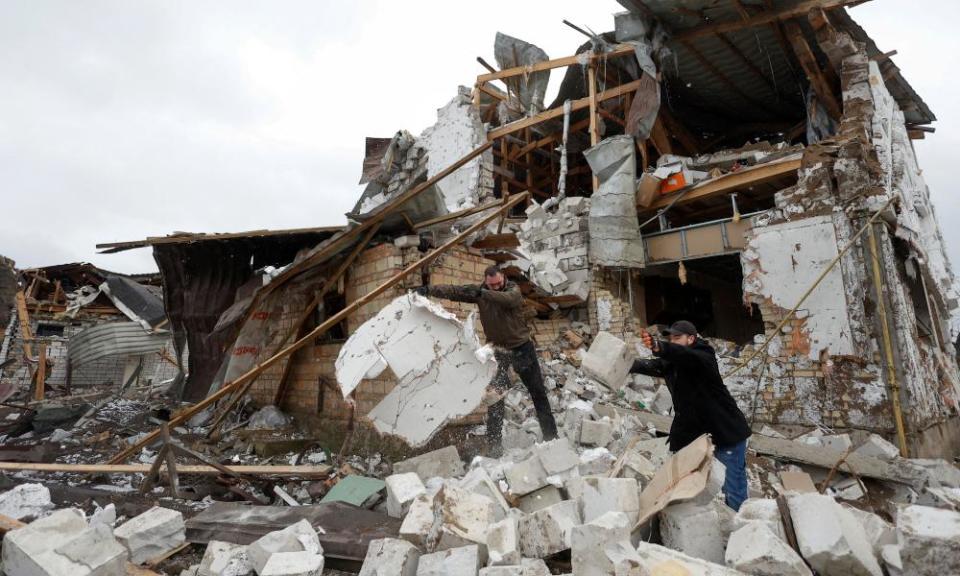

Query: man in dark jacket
[416,265,558,454]
[631,320,752,510]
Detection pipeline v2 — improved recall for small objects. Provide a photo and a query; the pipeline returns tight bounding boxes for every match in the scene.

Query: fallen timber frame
[109,191,530,464]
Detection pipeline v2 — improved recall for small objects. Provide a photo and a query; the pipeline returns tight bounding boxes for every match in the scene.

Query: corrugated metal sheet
[68,321,171,368]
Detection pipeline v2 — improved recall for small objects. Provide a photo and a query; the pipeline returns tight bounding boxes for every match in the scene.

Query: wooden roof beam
[782,20,843,120]
[676,0,870,41]
[477,44,634,84]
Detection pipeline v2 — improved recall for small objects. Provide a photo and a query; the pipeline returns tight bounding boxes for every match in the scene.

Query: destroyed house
[97,0,959,458]
[0,260,178,403]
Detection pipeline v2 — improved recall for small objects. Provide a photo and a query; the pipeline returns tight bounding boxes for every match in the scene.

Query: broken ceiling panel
[335,294,496,447]
[494,32,550,114]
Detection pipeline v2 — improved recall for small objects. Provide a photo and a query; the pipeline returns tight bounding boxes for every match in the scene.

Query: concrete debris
[584,136,645,267]
[259,550,324,576]
[386,473,427,518]
[732,498,785,541]
[580,332,633,391]
[394,446,465,481]
[335,294,496,447]
[571,511,639,576]
[199,541,253,576]
[896,504,960,575]
[659,501,732,564]
[910,459,960,488]
[416,545,481,576]
[579,419,614,447]
[436,486,496,553]
[518,500,581,558]
[478,560,550,576]
[517,485,563,514]
[399,492,441,550]
[359,538,421,576]
[0,483,54,521]
[246,519,322,576]
[515,197,591,301]
[845,506,895,557]
[113,505,186,565]
[575,477,640,525]
[459,466,511,521]
[787,492,882,576]
[486,517,521,566]
[635,541,748,575]
[853,434,901,460]
[504,455,549,496]
[725,521,812,576]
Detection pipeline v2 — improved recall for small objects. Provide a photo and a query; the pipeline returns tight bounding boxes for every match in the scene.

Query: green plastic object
[320,475,386,507]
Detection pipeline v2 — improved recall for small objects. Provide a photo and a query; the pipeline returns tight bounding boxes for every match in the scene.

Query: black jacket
[631,338,751,452]
[425,281,530,349]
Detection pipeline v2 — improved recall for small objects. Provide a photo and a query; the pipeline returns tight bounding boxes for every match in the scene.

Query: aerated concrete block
[518,485,563,514]
[504,455,549,496]
[259,551,324,576]
[571,511,635,576]
[486,517,521,567]
[635,542,748,575]
[577,477,640,525]
[533,438,580,476]
[845,506,896,556]
[787,492,882,576]
[358,538,420,576]
[399,492,440,549]
[416,545,481,576]
[659,501,731,564]
[2,509,128,576]
[386,473,427,518]
[113,505,185,565]
[247,519,322,576]
[854,434,901,460]
[394,446,464,481]
[198,541,252,576]
[579,420,613,447]
[650,385,673,415]
[435,486,495,558]
[897,504,960,575]
[0,483,54,521]
[725,522,811,576]
[580,332,632,391]
[732,498,785,541]
[519,500,581,558]
[458,467,510,521]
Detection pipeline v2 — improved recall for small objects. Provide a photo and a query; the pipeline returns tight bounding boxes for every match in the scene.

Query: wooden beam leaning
[488,79,642,142]
[15,291,33,359]
[783,20,844,120]
[477,44,634,84]
[676,0,869,41]
[109,192,530,464]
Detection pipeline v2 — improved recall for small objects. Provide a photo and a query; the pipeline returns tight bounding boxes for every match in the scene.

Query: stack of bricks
[530,317,574,349]
[587,270,642,350]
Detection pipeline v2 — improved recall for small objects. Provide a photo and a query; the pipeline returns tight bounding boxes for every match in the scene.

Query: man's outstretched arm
[479,282,523,309]
[417,284,481,304]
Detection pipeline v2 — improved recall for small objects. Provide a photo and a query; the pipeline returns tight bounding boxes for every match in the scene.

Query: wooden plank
[780,470,818,493]
[644,155,802,210]
[0,462,334,477]
[0,513,26,534]
[588,63,600,193]
[487,79,642,142]
[15,291,33,359]
[471,233,520,250]
[34,343,46,402]
[477,44,634,84]
[413,198,508,231]
[675,0,868,41]
[783,20,843,120]
[109,192,530,464]
[97,225,345,252]
[161,423,179,498]
[509,118,591,161]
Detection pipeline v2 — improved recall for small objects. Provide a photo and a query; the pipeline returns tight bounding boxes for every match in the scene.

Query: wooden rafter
[676,0,869,41]
[782,20,843,120]
[477,45,634,84]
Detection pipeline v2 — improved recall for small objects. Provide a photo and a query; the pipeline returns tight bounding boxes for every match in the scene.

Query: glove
[414,286,430,296]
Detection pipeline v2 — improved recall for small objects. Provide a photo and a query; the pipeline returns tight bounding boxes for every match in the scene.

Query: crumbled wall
[516,197,592,301]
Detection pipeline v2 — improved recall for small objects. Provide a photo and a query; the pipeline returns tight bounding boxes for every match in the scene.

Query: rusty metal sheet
[185,501,401,562]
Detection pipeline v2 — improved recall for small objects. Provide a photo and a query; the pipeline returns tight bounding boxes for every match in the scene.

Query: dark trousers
[487,340,558,451]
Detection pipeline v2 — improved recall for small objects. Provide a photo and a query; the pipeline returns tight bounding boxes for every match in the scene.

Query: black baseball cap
[662,320,697,337]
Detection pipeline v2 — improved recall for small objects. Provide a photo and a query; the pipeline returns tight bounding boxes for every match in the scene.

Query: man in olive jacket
[631,320,752,510]
[416,265,558,454]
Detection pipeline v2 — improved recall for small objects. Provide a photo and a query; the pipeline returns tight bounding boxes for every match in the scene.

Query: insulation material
[584,135,645,268]
[494,32,550,114]
[335,293,496,447]
[741,215,855,359]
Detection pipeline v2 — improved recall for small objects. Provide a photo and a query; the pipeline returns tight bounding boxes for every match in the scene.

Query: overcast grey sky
[1,1,957,274]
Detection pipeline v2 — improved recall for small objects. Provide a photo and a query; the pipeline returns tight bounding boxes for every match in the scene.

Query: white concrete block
[399,492,440,549]
[725,522,812,576]
[578,477,640,525]
[732,498,785,541]
[459,467,510,522]
[897,504,960,575]
[247,519,322,576]
[519,500,581,558]
[436,486,495,554]
[787,492,882,576]
[394,235,421,249]
[416,545,481,576]
[534,438,580,476]
[359,538,420,576]
[479,559,550,576]
[659,501,729,564]
[571,511,634,576]
[578,448,615,476]
[113,505,186,565]
[504,455,549,496]
[650,385,672,415]
[690,458,726,506]
[0,483,54,521]
[909,458,960,488]
[386,473,426,518]
[854,434,900,460]
[198,541,252,576]
[881,544,902,576]
[635,542,748,575]
[88,504,116,529]
[518,485,563,514]
[579,420,613,447]
[2,509,128,576]
[486,517,520,567]
[394,446,465,481]
[820,434,853,452]
[845,506,896,556]
[580,332,632,391]
[259,551,324,576]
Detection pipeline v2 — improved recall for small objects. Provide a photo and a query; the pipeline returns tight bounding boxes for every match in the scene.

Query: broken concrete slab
[486,517,520,567]
[576,477,640,525]
[845,505,896,556]
[787,492,882,576]
[335,294,497,447]
[247,519,322,576]
[416,545,481,576]
[896,504,960,575]
[198,541,252,576]
[854,434,901,460]
[584,136,645,268]
[478,561,550,576]
[578,447,616,476]
[458,467,510,521]
[358,538,420,576]
[504,455,549,496]
[2,508,128,576]
[570,511,634,576]
[580,332,632,391]
[732,498,785,541]
[399,492,440,550]
[386,473,426,519]
[533,438,580,476]
[635,542,748,575]
[113,505,186,565]
[909,458,960,488]
[518,485,563,514]
[659,501,731,564]
[259,550,324,576]
[518,500,581,558]
[394,446,464,481]
[650,385,672,415]
[725,521,812,576]
[435,486,496,552]
[0,483,54,521]
[578,419,613,447]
